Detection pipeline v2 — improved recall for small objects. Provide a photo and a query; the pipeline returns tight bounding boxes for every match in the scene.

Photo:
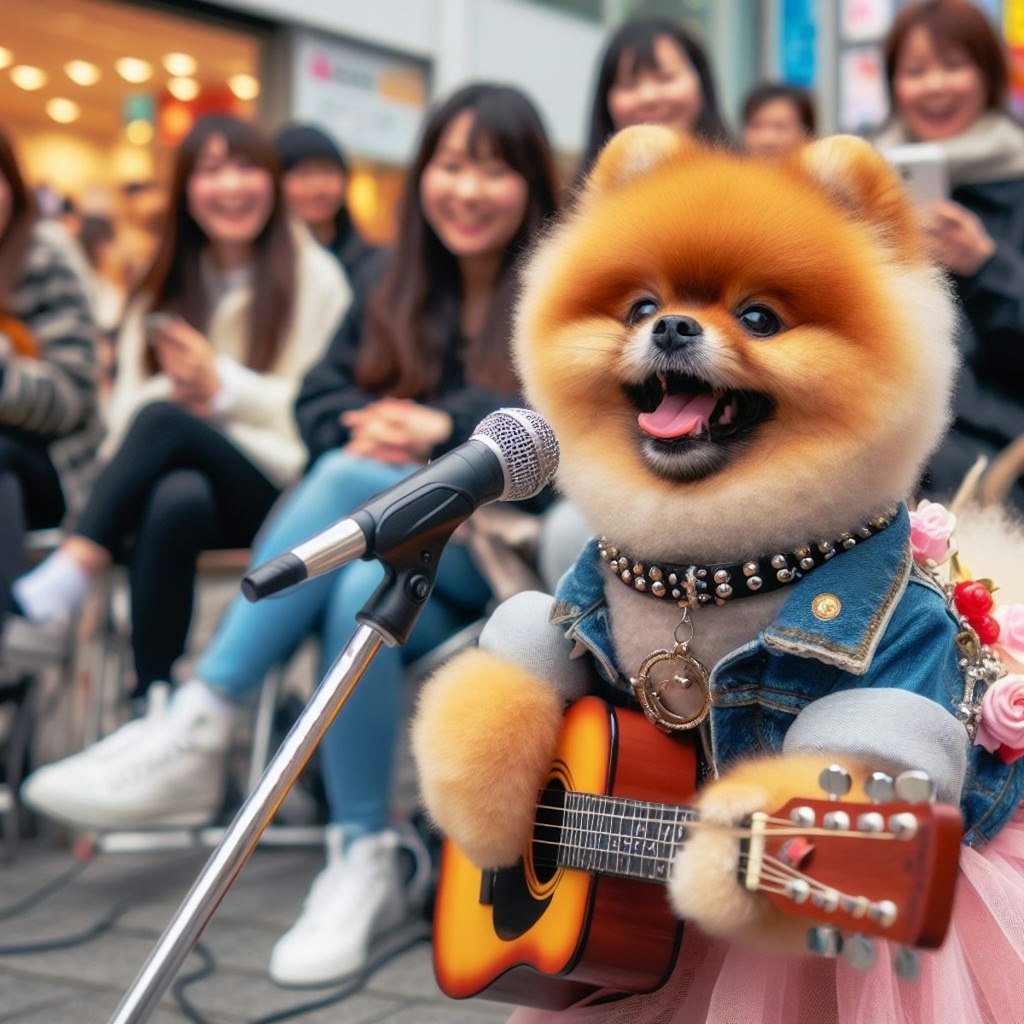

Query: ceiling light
[166,77,199,101]
[64,60,101,86]
[125,119,154,145]
[10,65,47,91]
[46,98,81,124]
[162,52,197,77]
[115,57,153,84]
[228,73,259,101]
[0,49,13,71]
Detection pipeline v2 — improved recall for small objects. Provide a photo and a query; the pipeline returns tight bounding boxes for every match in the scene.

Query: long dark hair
[580,17,730,176]
[357,83,559,398]
[0,127,37,313]
[884,0,1008,111]
[135,115,295,374]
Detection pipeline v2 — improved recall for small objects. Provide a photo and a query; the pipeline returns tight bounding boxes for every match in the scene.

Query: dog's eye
[626,299,659,327]
[738,305,782,338]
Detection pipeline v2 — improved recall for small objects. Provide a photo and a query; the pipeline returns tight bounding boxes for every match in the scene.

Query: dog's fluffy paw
[411,648,564,869]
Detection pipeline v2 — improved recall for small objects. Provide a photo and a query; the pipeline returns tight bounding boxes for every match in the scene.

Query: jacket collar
[551,504,914,677]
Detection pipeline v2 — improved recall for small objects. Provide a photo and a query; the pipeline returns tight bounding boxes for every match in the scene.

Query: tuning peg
[894,770,936,803]
[893,946,920,981]
[807,925,843,958]
[843,934,876,970]
[818,765,852,801]
[864,771,895,803]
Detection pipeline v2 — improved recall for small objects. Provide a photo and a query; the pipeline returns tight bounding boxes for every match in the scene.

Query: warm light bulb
[10,65,47,91]
[162,52,197,77]
[115,57,153,84]
[46,98,81,124]
[64,60,101,86]
[166,77,199,101]
[0,48,13,71]
[126,119,154,145]
[228,73,259,101]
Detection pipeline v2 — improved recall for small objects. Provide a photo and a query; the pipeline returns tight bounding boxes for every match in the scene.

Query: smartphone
[881,143,949,207]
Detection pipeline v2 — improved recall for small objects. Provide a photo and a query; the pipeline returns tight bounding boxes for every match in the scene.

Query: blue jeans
[197,451,491,832]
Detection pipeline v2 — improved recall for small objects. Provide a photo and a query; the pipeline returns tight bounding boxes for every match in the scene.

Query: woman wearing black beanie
[275,123,382,291]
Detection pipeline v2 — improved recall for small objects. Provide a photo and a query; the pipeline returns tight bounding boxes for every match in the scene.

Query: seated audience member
[275,122,383,293]
[742,81,816,156]
[12,115,349,695]
[0,127,101,643]
[877,0,1024,508]
[23,83,560,987]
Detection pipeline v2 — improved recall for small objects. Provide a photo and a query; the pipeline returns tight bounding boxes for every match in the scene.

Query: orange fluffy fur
[411,648,564,868]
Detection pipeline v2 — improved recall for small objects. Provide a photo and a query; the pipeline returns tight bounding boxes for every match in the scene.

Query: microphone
[242,408,559,602]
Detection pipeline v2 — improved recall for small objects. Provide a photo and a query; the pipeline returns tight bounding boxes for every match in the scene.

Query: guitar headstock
[743,765,962,972]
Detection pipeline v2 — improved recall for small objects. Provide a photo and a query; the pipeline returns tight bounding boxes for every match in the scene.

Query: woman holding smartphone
[877,0,1024,507]
[12,115,349,694]
[24,82,559,988]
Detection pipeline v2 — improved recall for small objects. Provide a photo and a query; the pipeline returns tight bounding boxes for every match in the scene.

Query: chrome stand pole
[109,623,384,1024]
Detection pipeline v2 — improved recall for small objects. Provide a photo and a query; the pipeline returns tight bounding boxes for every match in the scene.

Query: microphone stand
[109,530,450,1024]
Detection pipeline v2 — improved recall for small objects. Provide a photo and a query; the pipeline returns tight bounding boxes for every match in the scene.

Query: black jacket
[925,176,1024,509]
[295,273,513,468]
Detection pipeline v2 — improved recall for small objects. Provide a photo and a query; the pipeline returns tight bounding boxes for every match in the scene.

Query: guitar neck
[554,791,696,884]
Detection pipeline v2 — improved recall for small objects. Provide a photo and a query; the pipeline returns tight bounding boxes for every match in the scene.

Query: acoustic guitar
[432,695,963,1010]
[0,314,39,358]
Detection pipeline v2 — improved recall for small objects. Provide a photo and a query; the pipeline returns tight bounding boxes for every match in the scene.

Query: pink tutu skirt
[509,808,1024,1024]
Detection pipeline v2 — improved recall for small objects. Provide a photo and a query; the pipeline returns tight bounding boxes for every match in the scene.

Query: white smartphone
[881,143,949,207]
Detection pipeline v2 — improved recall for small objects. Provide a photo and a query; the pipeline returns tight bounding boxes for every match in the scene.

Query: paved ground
[0,838,514,1023]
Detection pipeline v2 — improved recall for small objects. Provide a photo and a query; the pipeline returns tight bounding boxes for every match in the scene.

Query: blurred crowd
[1,0,1023,992]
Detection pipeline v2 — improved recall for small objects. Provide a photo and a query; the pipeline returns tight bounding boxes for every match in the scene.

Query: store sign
[291,31,428,164]
[781,0,816,87]
[841,0,893,42]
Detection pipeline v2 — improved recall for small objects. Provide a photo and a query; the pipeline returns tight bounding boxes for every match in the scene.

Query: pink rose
[975,674,1024,764]
[908,500,956,566]
[994,604,1024,664]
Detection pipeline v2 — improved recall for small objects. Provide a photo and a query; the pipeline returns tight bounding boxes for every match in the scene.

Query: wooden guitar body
[433,696,698,1009]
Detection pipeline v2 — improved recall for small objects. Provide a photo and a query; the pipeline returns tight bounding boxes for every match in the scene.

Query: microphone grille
[473,408,560,500]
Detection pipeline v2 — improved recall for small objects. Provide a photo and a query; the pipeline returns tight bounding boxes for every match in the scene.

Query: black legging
[0,433,66,636]
[76,401,281,694]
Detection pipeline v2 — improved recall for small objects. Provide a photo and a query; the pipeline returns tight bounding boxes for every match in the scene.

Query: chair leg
[247,669,284,794]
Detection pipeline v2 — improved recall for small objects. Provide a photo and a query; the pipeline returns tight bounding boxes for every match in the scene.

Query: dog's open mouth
[623,371,773,480]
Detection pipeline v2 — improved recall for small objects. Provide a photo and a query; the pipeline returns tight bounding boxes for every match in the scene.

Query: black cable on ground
[0,857,90,921]
[0,899,130,955]
[170,938,219,1024]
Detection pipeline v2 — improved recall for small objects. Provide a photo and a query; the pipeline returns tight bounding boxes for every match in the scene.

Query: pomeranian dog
[412,128,1022,1022]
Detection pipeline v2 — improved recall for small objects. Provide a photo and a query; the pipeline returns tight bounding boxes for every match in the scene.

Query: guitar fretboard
[556,792,695,883]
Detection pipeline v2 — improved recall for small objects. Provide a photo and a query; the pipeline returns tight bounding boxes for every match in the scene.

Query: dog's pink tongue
[638,392,718,439]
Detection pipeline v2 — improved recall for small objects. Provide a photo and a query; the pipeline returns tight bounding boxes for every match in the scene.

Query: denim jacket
[550,504,1022,845]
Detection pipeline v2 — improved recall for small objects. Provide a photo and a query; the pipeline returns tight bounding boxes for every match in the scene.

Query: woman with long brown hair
[0,126,100,642]
[12,115,349,691]
[24,82,559,987]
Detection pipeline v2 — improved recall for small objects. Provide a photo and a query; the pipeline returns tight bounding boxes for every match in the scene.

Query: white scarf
[874,111,1024,187]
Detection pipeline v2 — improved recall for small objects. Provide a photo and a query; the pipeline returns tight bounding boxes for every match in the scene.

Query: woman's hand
[151,319,221,413]
[924,200,997,277]
[341,398,453,464]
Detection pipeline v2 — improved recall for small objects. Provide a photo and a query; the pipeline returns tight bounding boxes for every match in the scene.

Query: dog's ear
[582,124,696,198]
[796,135,922,253]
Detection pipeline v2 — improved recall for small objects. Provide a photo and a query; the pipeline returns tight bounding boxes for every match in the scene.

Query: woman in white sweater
[14,115,349,695]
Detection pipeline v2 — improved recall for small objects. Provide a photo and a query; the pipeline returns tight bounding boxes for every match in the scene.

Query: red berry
[954,581,994,618]
[973,615,1000,645]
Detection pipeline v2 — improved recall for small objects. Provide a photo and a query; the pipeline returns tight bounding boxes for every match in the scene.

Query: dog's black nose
[651,315,703,353]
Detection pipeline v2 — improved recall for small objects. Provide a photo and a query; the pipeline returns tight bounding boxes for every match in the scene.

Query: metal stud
[607,546,619,558]
[799,557,815,570]
[651,581,666,597]
[716,583,733,598]
[742,561,759,577]
[671,588,681,600]
[696,568,707,578]
[621,570,632,583]
[843,537,857,550]
[698,594,712,603]
[893,947,920,981]
[714,569,730,584]
[668,573,678,585]
[864,772,895,804]
[871,516,887,530]
[776,568,795,583]
[868,900,898,928]
[785,879,811,903]
[888,812,919,839]
[746,576,763,591]
[793,546,811,559]
[771,554,787,570]
[811,889,841,912]
[649,566,663,582]
[894,770,936,804]
[634,577,647,592]
[841,895,870,918]
[857,526,873,539]
[823,810,851,831]
[843,935,876,971]
[790,806,815,827]
[807,926,843,958]
[856,811,885,833]
[632,562,644,576]
[817,540,835,555]
[818,765,852,800]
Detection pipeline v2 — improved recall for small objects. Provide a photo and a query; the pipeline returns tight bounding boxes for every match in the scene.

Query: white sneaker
[268,826,408,987]
[20,684,232,830]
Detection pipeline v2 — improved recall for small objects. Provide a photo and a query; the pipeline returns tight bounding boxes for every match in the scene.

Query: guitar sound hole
[533,781,567,884]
